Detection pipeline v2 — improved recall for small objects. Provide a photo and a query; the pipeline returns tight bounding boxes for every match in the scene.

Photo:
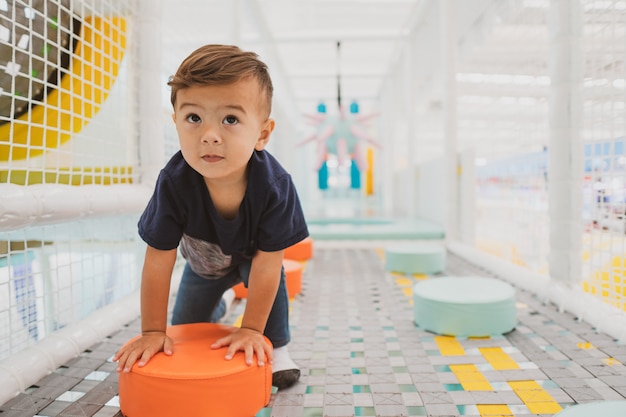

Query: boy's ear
[255,118,275,151]
[171,113,176,123]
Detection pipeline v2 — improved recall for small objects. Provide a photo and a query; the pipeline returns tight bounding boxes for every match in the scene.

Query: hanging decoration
[297,42,381,190]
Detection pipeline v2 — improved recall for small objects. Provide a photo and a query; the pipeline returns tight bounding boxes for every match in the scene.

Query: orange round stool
[283,259,303,298]
[232,259,303,299]
[232,281,248,299]
[284,237,313,261]
[118,323,272,417]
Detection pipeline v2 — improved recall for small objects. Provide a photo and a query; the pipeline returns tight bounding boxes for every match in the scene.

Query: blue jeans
[171,261,291,348]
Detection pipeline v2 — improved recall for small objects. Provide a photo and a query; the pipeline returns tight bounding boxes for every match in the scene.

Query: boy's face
[172,77,274,185]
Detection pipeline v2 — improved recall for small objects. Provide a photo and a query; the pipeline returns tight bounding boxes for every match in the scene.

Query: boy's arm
[140,245,177,333]
[114,245,177,372]
[211,249,283,366]
[241,249,284,333]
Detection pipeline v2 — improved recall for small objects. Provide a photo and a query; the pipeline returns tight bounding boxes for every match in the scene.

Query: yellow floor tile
[395,277,413,287]
[450,364,493,391]
[525,401,563,414]
[477,404,514,416]
[509,380,562,413]
[479,347,520,370]
[435,336,465,356]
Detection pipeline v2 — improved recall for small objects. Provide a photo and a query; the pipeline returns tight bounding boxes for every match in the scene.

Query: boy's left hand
[211,327,273,366]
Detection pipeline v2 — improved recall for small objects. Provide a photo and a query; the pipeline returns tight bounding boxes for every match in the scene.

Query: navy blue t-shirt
[138,150,309,278]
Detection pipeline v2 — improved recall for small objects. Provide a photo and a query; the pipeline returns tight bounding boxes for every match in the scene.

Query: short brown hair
[168,44,273,117]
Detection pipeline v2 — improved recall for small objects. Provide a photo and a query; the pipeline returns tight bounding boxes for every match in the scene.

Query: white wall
[415,156,446,227]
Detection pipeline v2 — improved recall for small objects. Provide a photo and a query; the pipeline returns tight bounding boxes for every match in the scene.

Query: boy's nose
[200,126,221,144]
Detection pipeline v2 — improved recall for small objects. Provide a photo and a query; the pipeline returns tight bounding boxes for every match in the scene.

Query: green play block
[307,218,445,240]
[384,243,446,275]
[554,401,626,416]
[413,276,517,337]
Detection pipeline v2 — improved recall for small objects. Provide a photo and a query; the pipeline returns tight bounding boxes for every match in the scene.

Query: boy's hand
[211,327,273,366]
[113,331,174,372]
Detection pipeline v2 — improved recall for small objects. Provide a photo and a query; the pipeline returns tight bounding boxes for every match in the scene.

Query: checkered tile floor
[1,243,626,416]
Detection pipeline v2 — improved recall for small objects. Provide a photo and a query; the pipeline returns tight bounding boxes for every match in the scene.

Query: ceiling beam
[243,0,300,123]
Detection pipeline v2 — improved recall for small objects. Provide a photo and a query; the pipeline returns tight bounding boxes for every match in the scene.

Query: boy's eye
[223,115,238,125]
[186,114,201,123]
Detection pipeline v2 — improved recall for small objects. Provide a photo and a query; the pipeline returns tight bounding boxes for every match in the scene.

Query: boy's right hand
[113,331,174,373]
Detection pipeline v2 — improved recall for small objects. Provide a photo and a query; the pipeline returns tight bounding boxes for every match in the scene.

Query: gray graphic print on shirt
[179,234,234,278]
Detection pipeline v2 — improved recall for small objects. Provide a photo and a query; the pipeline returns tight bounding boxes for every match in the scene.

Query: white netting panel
[580,0,626,313]
[460,2,550,275]
[0,216,142,361]
[0,0,137,184]
[461,0,626,314]
[0,0,142,360]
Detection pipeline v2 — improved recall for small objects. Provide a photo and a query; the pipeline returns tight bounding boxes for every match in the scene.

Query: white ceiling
[160,0,420,118]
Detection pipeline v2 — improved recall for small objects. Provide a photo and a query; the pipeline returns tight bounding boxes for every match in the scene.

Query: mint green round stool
[384,243,445,275]
[554,401,626,416]
[413,276,516,337]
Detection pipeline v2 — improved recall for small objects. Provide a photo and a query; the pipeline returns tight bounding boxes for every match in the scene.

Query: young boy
[113,44,309,389]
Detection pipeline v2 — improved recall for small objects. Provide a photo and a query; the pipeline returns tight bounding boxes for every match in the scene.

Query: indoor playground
[1,1,626,416]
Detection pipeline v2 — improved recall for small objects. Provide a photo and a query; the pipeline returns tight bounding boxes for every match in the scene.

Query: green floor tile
[303,407,324,417]
[309,368,326,376]
[539,380,560,389]
[458,404,479,415]
[490,382,513,391]
[406,406,427,416]
[311,351,327,359]
[306,385,325,394]
[353,385,371,393]
[255,408,272,417]
[354,406,376,416]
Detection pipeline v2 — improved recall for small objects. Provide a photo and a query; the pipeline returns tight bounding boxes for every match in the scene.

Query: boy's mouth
[202,154,223,163]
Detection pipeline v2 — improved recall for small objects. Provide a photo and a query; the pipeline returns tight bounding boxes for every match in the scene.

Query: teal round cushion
[413,276,516,337]
[554,401,626,416]
[384,243,445,274]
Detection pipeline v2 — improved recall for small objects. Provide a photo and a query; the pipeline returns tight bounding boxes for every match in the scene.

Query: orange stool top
[232,259,303,299]
[118,323,272,417]
[284,237,313,261]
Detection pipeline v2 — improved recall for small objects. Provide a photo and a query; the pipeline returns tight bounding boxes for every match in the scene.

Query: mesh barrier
[0,216,142,361]
[0,0,140,361]
[0,0,135,183]
[460,1,625,314]
[580,0,626,313]
[463,2,550,276]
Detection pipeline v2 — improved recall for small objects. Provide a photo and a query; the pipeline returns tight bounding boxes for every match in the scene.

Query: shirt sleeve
[256,174,309,252]
[137,170,187,250]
